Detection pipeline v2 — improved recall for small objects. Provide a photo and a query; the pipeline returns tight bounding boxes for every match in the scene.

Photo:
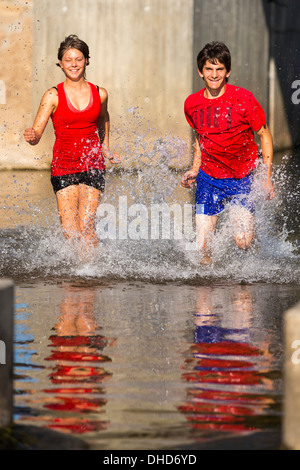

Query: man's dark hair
[197,41,231,73]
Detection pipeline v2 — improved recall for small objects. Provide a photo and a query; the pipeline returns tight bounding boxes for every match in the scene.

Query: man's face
[60,48,87,81]
[198,59,231,94]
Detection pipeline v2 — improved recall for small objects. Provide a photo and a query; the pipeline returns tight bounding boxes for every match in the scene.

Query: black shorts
[51,169,106,194]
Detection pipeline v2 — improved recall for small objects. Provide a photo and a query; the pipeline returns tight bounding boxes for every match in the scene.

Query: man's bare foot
[197,251,212,265]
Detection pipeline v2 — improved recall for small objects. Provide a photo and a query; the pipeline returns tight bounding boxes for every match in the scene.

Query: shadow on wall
[262,0,300,148]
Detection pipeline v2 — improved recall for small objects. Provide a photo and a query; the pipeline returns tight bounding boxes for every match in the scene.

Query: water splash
[0,135,299,284]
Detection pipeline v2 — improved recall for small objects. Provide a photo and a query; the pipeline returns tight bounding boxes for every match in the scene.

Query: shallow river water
[1,149,300,449]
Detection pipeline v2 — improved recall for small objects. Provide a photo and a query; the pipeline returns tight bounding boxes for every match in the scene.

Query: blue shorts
[195,169,254,216]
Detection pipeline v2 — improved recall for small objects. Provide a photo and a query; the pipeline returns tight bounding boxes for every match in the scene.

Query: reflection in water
[1,161,299,284]
[179,286,278,434]
[13,281,292,449]
[15,286,115,435]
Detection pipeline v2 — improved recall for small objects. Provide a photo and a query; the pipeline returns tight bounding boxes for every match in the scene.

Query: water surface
[1,149,300,449]
[13,280,299,449]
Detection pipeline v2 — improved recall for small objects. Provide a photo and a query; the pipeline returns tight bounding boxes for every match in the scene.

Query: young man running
[181,41,275,263]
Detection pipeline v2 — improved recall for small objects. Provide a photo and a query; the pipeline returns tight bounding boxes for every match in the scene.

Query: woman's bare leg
[56,185,81,240]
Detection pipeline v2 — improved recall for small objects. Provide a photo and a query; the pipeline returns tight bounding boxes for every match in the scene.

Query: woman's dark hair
[197,41,231,73]
[56,34,90,67]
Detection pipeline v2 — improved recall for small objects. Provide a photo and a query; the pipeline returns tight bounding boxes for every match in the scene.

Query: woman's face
[59,48,87,80]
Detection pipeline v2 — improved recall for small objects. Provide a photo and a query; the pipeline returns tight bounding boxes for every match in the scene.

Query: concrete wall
[31,0,194,169]
[193,0,300,150]
[193,0,269,117]
[262,0,300,149]
[0,0,35,170]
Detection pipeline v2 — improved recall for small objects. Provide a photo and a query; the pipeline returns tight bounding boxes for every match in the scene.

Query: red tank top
[51,82,105,176]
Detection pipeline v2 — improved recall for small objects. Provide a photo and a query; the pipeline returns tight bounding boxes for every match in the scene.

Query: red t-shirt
[51,82,105,176]
[184,84,266,179]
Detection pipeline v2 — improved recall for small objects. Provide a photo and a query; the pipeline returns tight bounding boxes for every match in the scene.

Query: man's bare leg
[195,214,218,264]
[56,184,101,260]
